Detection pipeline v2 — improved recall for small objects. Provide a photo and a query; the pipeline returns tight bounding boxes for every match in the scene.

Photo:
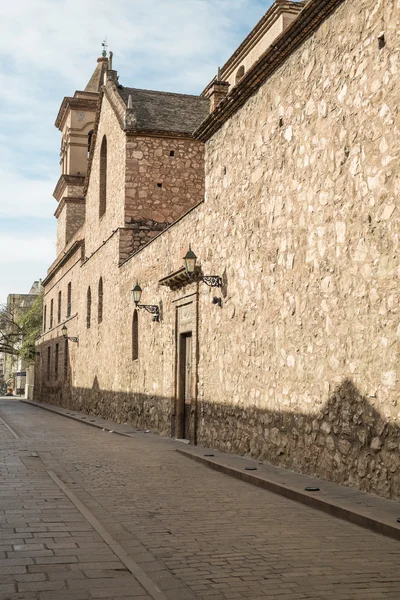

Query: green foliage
[0,306,22,356]
[18,293,43,363]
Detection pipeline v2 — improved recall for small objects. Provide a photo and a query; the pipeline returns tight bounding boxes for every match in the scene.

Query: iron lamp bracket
[137,305,160,322]
[202,276,222,288]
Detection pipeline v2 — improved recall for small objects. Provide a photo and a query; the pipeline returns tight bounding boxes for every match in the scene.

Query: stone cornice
[53,174,85,202]
[195,0,345,142]
[125,128,196,140]
[54,196,85,219]
[205,0,304,92]
[42,239,84,287]
[103,83,126,130]
[55,94,98,131]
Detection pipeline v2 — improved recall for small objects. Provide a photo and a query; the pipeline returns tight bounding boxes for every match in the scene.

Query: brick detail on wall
[125,135,205,226]
[118,220,168,264]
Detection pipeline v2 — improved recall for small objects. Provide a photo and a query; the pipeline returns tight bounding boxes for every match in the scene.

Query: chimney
[203,70,230,113]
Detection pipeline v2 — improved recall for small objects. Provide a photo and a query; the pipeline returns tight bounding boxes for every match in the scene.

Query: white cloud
[0,234,55,264]
[0,0,272,304]
[0,168,55,218]
[0,234,55,305]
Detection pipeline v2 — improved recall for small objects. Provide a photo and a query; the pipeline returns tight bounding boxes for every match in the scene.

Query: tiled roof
[118,87,210,134]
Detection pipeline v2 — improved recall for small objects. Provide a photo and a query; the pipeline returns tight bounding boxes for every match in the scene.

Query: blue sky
[0,0,273,305]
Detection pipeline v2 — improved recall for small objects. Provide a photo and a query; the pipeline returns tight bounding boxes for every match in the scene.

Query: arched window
[87,130,94,158]
[235,65,245,85]
[67,282,72,317]
[47,346,51,380]
[57,291,62,324]
[43,305,47,333]
[64,339,69,378]
[55,343,59,380]
[50,299,54,329]
[99,136,107,218]
[132,310,139,361]
[86,287,91,329]
[98,277,103,324]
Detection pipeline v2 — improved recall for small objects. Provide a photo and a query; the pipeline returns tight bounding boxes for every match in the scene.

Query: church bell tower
[53,56,109,255]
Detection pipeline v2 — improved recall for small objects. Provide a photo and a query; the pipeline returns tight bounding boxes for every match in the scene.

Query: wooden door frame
[172,291,199,444]
[177,332,192,440]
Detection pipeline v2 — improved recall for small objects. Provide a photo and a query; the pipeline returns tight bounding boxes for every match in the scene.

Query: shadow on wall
[36,372,399,501]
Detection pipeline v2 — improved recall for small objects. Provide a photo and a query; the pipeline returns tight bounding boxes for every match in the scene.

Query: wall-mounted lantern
[131,282,160,322]
[183,246,222,288]
[61,325,79,343]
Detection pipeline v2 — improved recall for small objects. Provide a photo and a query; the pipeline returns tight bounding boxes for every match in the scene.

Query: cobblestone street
[0,398,399,600]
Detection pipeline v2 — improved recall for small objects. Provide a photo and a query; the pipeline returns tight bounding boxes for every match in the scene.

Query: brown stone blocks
[37,0,400,501]
[125,135,204,225]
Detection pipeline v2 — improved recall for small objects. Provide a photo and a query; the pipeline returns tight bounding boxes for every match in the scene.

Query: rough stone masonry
[36,0,400,501]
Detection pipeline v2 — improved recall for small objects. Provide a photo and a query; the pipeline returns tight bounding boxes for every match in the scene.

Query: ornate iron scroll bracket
[137,305,160,322]
[202,276,222,288]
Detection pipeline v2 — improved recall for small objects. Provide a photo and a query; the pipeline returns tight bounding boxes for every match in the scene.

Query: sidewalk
[23,399,400,543]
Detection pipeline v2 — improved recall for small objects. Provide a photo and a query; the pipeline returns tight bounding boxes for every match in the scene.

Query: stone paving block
[1,400,400,600]
[39,592,90,600]
[18,579,67,592]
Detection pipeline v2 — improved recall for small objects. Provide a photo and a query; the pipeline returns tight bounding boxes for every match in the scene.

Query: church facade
[35,0,400,500]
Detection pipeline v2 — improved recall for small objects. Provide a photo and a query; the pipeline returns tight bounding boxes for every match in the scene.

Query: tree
[0,293,43,363]
[18,293,44,363]
[0,305,23,356]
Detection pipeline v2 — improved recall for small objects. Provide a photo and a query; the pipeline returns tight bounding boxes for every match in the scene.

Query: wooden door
[183,333,192,440]
[178,332,192,440]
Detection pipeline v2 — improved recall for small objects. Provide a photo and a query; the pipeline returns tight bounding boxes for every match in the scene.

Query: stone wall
[65,200,85,246]
[197,0,400,498]
[36,240,83,405]
[36,0,400,500]
[125,135,205,225]
[85,95,126,256]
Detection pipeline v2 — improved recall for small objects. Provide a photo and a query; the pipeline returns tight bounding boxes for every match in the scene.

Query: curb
[21,400,132,439]
[20,399,400,543]
[176,448,400,543]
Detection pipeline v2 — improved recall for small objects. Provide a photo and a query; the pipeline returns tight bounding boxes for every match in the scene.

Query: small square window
[378,34,386,50]
[170,150,175,157]
[157,183,163,188]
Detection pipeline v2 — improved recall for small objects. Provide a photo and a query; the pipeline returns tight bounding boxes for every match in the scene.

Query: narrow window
[235,65,245,85]
[64,339,69,378]
[57,291,62,324]
[67,282,72,317]
[170,150,175,157]
[87,129,94,157]
[50,299,54,329]
[47,346,51,380]
[378,34,386,50]
[55,343,59,380]
[132,310,139,361]
[43,305,47,333]
[99,136,107,218]
[98,277,103,324]
[87,287,91,329]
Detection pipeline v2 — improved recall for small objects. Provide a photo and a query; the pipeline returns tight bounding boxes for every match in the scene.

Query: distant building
[36,0,400,501]
[4,281,43,394]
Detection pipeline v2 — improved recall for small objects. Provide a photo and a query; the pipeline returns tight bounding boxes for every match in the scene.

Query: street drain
[305,487,320,492]
[204,454,214,457]
[245,467,257,471]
